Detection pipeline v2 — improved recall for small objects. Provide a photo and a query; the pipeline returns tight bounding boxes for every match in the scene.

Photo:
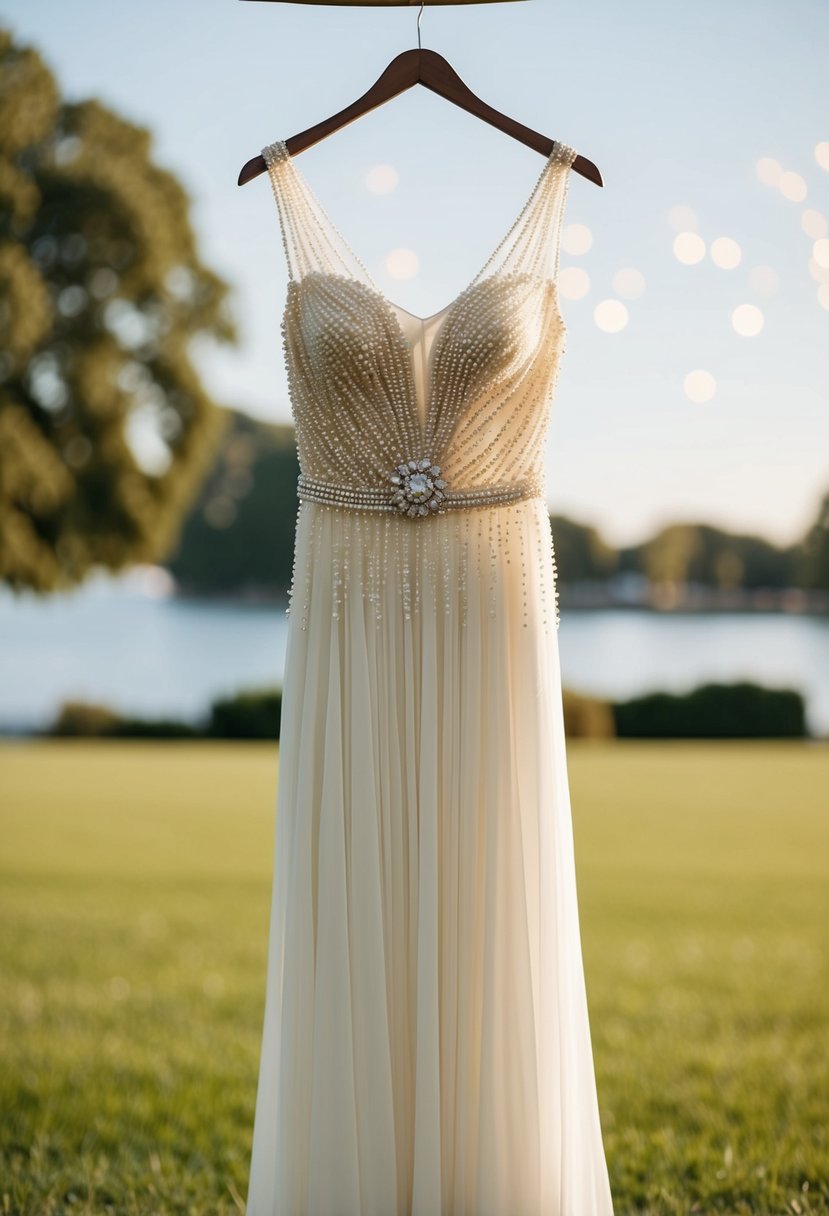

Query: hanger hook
[416,0,425,51]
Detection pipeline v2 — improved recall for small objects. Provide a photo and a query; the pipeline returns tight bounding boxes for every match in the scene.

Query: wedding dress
[245,136,614,1216]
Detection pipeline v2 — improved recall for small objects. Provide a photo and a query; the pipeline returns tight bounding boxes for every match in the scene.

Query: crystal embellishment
[388,458,448,517]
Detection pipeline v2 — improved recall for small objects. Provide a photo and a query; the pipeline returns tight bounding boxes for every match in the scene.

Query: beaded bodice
[261,138,577,516]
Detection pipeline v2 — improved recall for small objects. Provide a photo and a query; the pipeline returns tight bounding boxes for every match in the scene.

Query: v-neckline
[387,299,455,327]
[274,139,564,452]
[279,138,562,332]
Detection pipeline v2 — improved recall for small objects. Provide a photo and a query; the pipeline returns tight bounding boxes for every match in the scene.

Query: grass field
[1,739,828,1215]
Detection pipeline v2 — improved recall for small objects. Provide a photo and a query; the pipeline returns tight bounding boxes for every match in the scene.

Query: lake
[2,568,828,737]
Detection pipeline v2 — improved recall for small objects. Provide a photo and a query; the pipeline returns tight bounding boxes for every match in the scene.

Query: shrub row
[46,679,809,741]
[50,689,283,741]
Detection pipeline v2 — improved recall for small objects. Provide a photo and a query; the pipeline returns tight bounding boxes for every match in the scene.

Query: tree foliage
[797,489,829,591]
[633,521,798,589]
[0,28,236,592]
[548,513,618,582]
[163,408,300,596]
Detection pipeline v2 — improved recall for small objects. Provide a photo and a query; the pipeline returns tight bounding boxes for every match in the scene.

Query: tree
[163,408,300,597]
[0,28,236,593]
[637,522,796,589]
[797,488,829,591]
[548,514,618,582]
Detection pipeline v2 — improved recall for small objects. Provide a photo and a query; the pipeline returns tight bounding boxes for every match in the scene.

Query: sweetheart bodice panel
[264,136,576,497]
[281,270,567,492]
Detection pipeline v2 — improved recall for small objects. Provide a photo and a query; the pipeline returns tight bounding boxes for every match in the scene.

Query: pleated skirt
[245,496,614,1216]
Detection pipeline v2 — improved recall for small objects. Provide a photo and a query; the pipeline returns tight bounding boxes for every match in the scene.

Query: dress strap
[469,140,578,288]
[261,139,376,287]
[262,136,577,288]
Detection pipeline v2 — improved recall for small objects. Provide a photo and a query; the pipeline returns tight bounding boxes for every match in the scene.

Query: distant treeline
[46,679,812,741]
[163,408,829,601]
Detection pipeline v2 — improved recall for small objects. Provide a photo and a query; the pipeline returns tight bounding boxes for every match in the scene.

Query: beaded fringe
[285,497,561,633]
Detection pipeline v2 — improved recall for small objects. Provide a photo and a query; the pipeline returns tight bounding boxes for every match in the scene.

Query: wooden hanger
[238,45,602,187]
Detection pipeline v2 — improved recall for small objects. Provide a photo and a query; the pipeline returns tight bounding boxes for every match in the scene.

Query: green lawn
[1,739,828,1215]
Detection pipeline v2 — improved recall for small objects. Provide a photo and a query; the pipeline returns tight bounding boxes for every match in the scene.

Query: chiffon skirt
[245,497,614,1216]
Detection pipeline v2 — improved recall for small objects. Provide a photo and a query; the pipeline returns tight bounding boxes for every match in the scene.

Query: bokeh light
[779,172,807,202]
[594,299,629,333]
[808,256,829,284]
[684,369,717,403]
[801,209,827,239]
[673,232,706,264]
[815,141,829,172]
[385,248,419,280]
[756,157,783,187]
[612,267,646,298]
[710,237,742,269]
[366,165,399,195]
[559,266,590,300]
[812,238,829,269]
[731,304,765,336]
[561,223,593,255]
[668,205,699,232]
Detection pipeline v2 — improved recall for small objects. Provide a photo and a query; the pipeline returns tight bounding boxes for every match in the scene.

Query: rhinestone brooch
[388,458,448,517]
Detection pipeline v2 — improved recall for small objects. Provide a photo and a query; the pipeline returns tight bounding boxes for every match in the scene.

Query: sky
[3,0,828,548]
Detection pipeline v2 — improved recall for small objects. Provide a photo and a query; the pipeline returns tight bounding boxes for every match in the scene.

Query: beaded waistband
[297,468,545,518]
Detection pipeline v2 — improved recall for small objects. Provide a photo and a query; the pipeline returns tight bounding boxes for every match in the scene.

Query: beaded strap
[262,136,578,290]
[297,471,545,517]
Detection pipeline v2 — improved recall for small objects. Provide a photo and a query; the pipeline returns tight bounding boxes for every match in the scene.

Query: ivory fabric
[245,137,615,1216]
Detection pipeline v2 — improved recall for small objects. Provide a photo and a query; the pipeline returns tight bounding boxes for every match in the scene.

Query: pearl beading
[296,470,546,515]
[286,497,561,635]
[260,135,577,633]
